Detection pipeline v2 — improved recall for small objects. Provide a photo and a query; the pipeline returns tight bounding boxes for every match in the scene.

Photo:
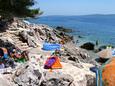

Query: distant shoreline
[40,14,115,17]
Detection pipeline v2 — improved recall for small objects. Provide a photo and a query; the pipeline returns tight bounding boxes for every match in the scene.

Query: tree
[0,0,43,19]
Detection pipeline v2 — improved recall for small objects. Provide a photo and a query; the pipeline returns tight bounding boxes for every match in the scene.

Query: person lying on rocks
[0,48,15,68]
[10,49,29,62]
[10,49,22,60]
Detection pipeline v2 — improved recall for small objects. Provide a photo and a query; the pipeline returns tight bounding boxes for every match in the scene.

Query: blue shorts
[3,54,8,59]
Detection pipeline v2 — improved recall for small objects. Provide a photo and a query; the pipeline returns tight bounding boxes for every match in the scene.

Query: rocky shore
[0,18,96,86]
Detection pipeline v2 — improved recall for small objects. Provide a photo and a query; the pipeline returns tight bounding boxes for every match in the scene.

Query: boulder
[41,72,74,86]
[80,42,95,50]
[56,26,73,33]
[0,74,13,86]
[98,45,107,52]
[86,75,96,86]
[63,42,90,63]
[78,35,84,38]
[12,62,42,86]
[60,62,95,86]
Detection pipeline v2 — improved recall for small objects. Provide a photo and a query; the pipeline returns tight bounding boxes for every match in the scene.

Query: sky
[34,0,115,16]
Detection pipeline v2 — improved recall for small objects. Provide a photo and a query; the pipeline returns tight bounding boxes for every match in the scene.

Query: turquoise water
[28,15,115,46]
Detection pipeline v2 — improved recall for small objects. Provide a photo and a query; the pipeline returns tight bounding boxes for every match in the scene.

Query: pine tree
[0,0,43,18]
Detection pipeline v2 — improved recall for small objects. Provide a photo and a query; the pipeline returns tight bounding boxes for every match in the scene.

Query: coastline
[0,19,96,86]
[29,15,115,46]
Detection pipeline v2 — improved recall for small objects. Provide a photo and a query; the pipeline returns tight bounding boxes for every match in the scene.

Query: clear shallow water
[28,15,115,46]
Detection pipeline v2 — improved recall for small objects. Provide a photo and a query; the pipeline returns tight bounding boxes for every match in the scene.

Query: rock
[78,35,84,38]
[0,21,7,32]
[60,62,95,86]
[86,75,96,86]
[68,56,77,62]
[0,38,15,51]
[41,72,74,86]
[13,62,42,86]
[98,45,107,51]
[0,74,13,86]
[36,28,44,36]
[56,26,73,33]
[63,42,90,63]
[80,42,95,50]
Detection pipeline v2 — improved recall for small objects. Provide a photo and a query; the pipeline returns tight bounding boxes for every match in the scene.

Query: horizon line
[40,13,115,17]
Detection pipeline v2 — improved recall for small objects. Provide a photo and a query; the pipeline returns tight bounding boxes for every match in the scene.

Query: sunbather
[0,48,15,68]
[10,49,29,62]
[10,49,21,60]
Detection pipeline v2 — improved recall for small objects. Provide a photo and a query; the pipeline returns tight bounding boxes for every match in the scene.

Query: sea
[28,14,115,46]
